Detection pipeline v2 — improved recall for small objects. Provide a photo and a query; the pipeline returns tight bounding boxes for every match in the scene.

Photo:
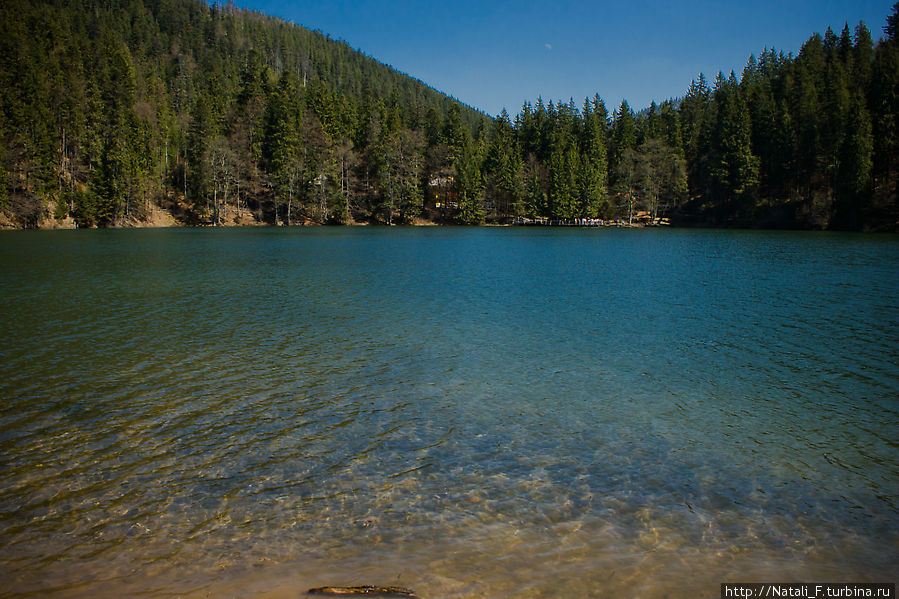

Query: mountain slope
[1,0,896,230]
[0,0,484,226]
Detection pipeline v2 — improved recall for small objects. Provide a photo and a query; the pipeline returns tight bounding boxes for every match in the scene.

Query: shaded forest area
[1,0,897,230]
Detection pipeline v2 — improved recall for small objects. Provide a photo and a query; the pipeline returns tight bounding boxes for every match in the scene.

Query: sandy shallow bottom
[32,517,890,599]
[193,553,875,599]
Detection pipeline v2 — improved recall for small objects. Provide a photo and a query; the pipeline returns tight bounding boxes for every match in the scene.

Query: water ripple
[0,228,897,597]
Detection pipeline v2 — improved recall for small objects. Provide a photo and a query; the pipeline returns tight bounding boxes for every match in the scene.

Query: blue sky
[240,0,895,116]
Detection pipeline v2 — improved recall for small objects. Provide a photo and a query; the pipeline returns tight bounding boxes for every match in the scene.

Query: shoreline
[3,201,896,232]
[2,209,897,233]
[6,220,897,233]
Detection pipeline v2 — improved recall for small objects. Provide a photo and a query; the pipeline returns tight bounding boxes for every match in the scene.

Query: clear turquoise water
[0,227,897,598]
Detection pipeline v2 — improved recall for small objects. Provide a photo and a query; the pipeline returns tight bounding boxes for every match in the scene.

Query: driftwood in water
[308,585,418,598]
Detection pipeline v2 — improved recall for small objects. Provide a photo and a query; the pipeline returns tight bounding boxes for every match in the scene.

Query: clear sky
[239,0,895,116]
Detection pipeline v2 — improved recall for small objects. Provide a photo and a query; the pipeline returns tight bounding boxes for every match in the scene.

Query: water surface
[1,227,897,598]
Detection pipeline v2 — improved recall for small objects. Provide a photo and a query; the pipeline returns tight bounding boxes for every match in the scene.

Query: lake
[0,227,897,598]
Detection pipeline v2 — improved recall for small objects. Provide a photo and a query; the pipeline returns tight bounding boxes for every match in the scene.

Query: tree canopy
[0,0,896,231]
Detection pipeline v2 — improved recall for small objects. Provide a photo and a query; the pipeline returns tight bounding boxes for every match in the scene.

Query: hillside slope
[1,0,896,230]
[0,0,485,227]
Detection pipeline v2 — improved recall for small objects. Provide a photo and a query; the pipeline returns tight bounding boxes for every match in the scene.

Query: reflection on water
[0,228,897,598]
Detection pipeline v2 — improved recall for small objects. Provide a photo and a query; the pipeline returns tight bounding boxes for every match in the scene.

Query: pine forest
[1,0,897,231]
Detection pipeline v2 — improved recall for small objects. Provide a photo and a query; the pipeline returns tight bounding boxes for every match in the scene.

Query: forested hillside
[0,0,485,227]
[504,6,898,230]
[1,0,897,230]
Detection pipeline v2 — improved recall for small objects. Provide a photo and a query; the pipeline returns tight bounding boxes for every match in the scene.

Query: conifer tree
[187,93,214,215]
[521,167,547,218]
[576,152,602,217]
[0,135,7,212]
[262,71,303,225]
[581,95,610,216]
[659,100,682,152]
[679,74,714,200]
[822,57,850,203]
[871,2,899,207]
[456,138,485,224]
[485,109,522,218]
[852,22,874,88]
[443,103,467,164]
[610,100,637,184]
[711,73,759,219]
[376,129,424,224]
[833,92,873,228]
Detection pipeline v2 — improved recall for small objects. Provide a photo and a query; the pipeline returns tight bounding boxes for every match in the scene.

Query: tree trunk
[223,173,228,224]
[627,189,634,225]
[59,127,65,192]
[164,140,168,201]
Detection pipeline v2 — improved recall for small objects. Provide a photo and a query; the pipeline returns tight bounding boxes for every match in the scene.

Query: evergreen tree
[581,95,610,216]
[822,56,850,204]
[637,139,687,222]
[376,129,424,224]
[616,148,641,224]
[886,1,899,39]
[0,135,7,212]
[547,144,575,219]
[871,3,899,209]
[659,99,682,151]
[711,73,759,220]
[609,100,637,195]
[852,22,874,89]
[521,167,547,218]
[443,103,468,164]
[484,109,522,218]
[424,107,443,147]
[680,74,713,199]
[262,71,303,225]
[187,93,214,215]
[833,92,873,228]
[456,138,485,224]
[575,152,602,217]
